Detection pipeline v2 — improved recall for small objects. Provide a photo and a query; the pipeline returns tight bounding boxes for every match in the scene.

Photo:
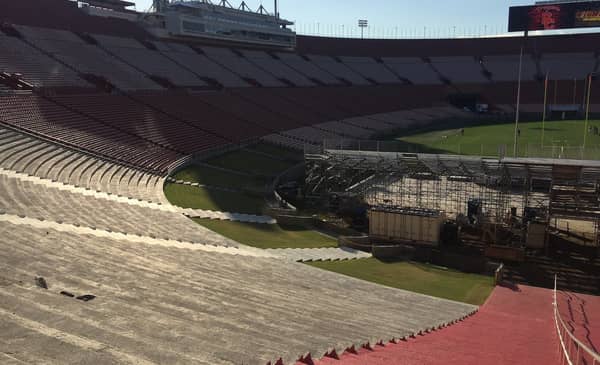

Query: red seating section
[52,94,229,152]
[304,285,561,365]
[0,0,149,39]
[0,95,180,172]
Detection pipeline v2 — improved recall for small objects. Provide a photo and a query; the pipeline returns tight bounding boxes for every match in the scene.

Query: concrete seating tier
[0,220,476,365]
[0,173,226,245]
[0,127,165,203]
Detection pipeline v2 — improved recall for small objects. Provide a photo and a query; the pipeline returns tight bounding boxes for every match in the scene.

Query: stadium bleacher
[431,56,489,84]
[2,3,600,365]
[540,53,598,80]
[200,45,285,87]
[154,41,249,88]
[382,57,442,84]
[308,54,371,85]
[276,52,342,85]
[483,54,539,82]
[16,25,162,90]
[242,49,316,86]
[341,56,402,84]
[94,34,207,88]
[0,95,181,173]
[0,32,88,88]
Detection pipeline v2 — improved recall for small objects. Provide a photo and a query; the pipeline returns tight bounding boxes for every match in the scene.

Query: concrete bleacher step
[0,216,476,365]
[11,144,58,173]
[265,247,372,262]
[0,127,168,203]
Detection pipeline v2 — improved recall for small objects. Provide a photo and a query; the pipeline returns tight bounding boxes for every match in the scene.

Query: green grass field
[308,258,494,305]
[164,183,265,214]
[194,219,338,249]
[207,150,295,176]
[165,145,301,214]
[246,143,303,162]
[395,120,600,158]
[171,165,267,191]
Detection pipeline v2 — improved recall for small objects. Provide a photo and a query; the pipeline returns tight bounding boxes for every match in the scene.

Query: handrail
[553,275,600,365]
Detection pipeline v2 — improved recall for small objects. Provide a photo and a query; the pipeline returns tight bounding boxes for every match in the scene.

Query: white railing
[553,275,600,365]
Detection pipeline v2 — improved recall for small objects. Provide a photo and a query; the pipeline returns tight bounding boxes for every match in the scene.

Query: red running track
[304,285,561,365]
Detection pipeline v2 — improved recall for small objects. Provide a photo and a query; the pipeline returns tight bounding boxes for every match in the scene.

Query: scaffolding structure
[305,149,600,249]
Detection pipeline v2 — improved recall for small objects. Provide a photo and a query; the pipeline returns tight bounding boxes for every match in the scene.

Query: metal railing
[553,275,600,365]
[322,139,600,161]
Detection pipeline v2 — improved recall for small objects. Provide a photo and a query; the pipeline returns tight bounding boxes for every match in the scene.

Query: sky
[128,1,570,38]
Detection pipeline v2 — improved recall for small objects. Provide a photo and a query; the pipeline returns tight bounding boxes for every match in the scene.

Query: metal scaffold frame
[305,148,600,249]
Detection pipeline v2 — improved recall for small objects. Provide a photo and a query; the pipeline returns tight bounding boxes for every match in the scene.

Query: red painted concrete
[306,285,562,365]
[557,290,600,358]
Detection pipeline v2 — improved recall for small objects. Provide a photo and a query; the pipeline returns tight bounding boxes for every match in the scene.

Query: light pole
[513,45,524,157]
[542,72,549,148]
[358,19,368,39]
[584,73,595,149]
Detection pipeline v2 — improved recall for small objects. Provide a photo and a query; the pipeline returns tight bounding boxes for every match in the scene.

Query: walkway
[308,284,561,365]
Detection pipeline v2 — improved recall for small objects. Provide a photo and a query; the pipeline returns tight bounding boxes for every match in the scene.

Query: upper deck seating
[17,25,161,90]
[308,55,370,85]
[200,46,284,87]
[483,54,538,82]
[276,52,342,85]
[382,57,443,85]
[341,56,401,84]
[1,0,150,39]
[154,42,249,88]
[95,35,206,88]
[242,50,315,86]
[431,56,489,84]
[0,33,88,88]
[540,53,597,80]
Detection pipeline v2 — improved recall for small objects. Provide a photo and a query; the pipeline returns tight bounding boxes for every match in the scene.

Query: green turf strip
[164,183,265,214]
[396,120,600,158]
[307,258,494,305]
[171,165,267,191]
[194,218,338,249]
[246,143,303,162]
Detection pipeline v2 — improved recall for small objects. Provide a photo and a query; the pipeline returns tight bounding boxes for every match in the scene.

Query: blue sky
[130,0,537,37]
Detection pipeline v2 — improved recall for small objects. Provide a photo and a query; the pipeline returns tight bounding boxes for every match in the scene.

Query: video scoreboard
[509,1,600,31]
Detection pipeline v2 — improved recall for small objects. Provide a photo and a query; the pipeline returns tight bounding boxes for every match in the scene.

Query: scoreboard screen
[509,1,600,32]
